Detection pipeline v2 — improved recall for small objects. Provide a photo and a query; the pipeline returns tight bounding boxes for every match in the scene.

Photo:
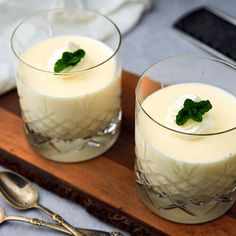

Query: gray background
[1,0,236,235]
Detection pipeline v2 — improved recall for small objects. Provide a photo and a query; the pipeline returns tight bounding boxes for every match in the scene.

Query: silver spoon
[0,205,122,235]
[0,171,92,236]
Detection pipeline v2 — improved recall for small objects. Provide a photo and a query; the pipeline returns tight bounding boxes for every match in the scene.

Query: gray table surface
[1,0,236,235]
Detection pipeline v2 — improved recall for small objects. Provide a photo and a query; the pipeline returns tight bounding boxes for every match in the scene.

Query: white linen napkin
[0,0,151,95]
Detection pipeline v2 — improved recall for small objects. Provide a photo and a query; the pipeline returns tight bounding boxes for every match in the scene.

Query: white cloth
[0,0,150,95]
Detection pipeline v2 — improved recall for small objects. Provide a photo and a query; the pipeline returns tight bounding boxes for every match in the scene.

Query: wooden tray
[0,71,236,236]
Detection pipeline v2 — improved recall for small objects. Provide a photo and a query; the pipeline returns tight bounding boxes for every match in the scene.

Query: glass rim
[10,8,122,75]
[136,55,236,136]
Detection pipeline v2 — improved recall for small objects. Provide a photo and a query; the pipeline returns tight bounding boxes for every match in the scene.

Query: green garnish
[54,49,85,73]
[176,99,212,126]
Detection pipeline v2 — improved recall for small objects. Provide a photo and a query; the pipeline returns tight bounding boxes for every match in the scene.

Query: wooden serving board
[0,71,236,236]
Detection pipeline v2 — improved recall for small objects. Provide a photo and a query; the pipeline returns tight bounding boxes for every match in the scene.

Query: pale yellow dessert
[136,83,236,222]
[17,36,121,141]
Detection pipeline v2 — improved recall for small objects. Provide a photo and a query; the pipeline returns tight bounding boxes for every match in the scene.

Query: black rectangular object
[173,6,236,63]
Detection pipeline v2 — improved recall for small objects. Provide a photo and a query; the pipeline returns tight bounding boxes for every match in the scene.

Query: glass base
[24,112,121,163]
[136,182,235,224]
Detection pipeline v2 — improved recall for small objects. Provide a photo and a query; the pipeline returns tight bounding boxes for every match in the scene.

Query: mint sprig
[176,99,212,126]
[54,49,85,73]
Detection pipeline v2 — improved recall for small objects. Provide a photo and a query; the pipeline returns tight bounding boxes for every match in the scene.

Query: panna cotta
[17,35,121,161]
[135,82,236,223]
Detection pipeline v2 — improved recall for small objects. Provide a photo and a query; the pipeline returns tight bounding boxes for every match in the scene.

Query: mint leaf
[68,56,82,65]
[176,99,212,126]
[74,49,85,57]
[183,99,195,110]
[54,59,69,73]
[62,52,73,61]
[196,100,212,114]
[176,109,189,126]
[192,112,203,122]
[54,49,85,73]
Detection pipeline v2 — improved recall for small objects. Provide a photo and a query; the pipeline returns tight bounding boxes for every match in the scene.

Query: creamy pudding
[136,82,236,223]
[17,35,121,162]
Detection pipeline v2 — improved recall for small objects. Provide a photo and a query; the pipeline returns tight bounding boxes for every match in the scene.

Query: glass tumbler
[11,9,121,162]
[135,56,236,223]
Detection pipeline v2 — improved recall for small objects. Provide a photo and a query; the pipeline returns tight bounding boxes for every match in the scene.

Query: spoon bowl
[0,171,38,209]
[0,171,85,235]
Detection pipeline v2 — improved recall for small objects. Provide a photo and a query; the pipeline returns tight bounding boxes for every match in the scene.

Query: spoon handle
[35,203,85,236]
[5,215,122,235]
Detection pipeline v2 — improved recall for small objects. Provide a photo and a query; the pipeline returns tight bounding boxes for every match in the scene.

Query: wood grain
[0,71,236,236]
